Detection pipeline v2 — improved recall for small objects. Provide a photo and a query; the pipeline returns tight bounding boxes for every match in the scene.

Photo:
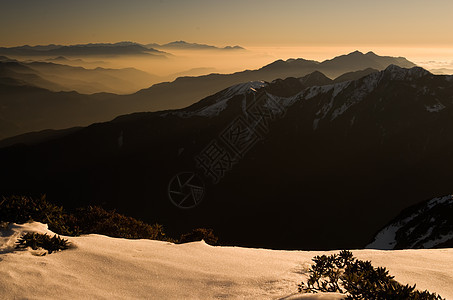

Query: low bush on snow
[299,250,444,299]
[15,232,69,254]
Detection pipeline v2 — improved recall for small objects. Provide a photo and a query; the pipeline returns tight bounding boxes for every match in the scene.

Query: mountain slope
[0,51,407,140]
[332,68,378,83]
[367,195,453,249]
[1,66,453,250]
[0,83,119,139]
[130,51,416,112]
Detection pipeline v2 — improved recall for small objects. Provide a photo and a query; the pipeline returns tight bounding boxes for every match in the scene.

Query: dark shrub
[0,220,8,230]
[179,228,218,245]
[16,232,69,254]
[0,195,77,235]
[0,195,170,241]
[299,250,444,299]
[73,206,167,240]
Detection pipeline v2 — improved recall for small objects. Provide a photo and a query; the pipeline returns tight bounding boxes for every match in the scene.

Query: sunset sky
[1,0,453,48]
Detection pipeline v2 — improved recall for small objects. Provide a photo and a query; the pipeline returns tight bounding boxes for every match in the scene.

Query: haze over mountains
[0,57,159,94]
[2,65,452,250]
[146,41,245,51]
[0,42,168,57]
[0,41,244,59]
[0,51,415,140]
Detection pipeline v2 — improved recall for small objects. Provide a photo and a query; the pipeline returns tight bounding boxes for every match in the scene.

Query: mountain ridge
[0,51,418,140]
[146,40,245,51]
[0,42,168,57]
[1,65,452,250]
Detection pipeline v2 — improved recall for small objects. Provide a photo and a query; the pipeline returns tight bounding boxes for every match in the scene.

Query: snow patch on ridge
[221,81,267,99]
[425,100,446,112]
[367,195,453,250]
[423,232,453,248]
[174,81,267,118]
[330,72,381,120]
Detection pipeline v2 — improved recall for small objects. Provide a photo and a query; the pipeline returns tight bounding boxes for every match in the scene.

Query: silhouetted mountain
[147,41,245,51]
[0,61,66,91]
[0,60,159,94]
[262,68,378,98]
[2,66,452,251]
[264,71,332,97]
[0,52,417,140]
[131,51,416,111]
[0,42,168,57]
[318,51,415,77]
[0,56,15,62]
[0,82,120,139]
[169,67,218,78]
[367,195,453,249]
[43,56,108,68]
[0,127,82,148]
[332,68,379,83]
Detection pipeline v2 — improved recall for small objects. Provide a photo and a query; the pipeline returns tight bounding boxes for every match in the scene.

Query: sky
[1,0,453,74]
[1,0,453,48]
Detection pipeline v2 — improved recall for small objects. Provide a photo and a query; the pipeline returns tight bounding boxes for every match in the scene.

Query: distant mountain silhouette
[0,60,66,91]
[0,59,159,94]
[0,42,168,57]
[0,51,417,140]
[146,41,245,51]
[43,56,108,68]
[169,67,218,78]
[316,51,414,77]
[0,83,118,139]
[129,51,414,110]
[332,68,378,83]
[2,65,452,251]
[264,69,380,97]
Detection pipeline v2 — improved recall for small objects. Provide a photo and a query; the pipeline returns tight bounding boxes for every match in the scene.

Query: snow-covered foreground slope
[0,223,452,299]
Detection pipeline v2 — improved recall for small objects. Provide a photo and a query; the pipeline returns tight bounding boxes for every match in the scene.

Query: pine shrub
[0,195,77,235]
[1,195,222,245]
[15,232,69,254]
[298,250,444,299]
[72,206,167,240]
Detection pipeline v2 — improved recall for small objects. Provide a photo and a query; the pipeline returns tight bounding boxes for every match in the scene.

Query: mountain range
[0,42,168,57]
[146,41,245,51]
[0,41,243,58]
[0,57,159,94]
[1,65,452,250]
[0,51,416,140]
